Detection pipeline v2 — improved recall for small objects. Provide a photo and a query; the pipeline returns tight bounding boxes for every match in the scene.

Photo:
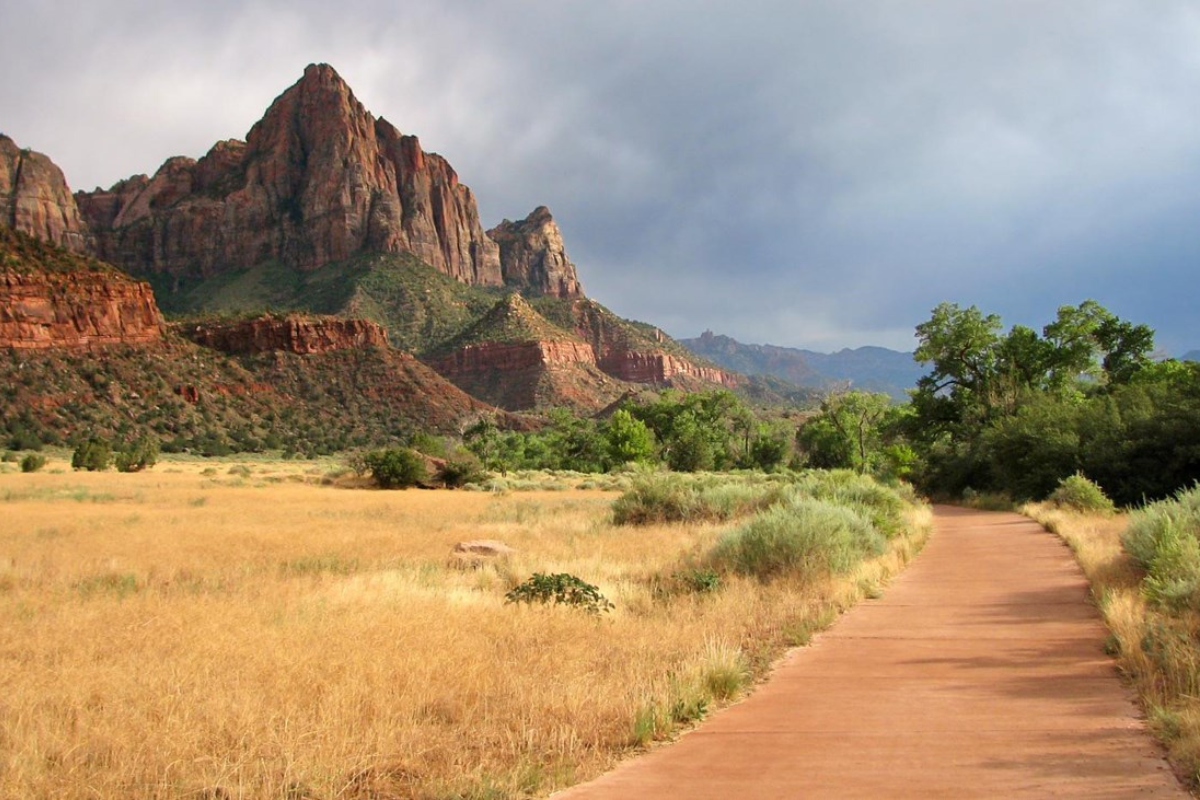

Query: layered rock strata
[0,270,164,349]
[181,314,389,355]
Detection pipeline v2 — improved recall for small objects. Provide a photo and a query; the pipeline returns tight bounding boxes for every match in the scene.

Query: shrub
[363,447,428,489]
[114,435,159,473]
[1049,473,1116,515]
[436,457,487,488]
[71,437,112,471]
[612,475,783,526]
[19,453,46,473]
[504,573,614,615]
[795,470,908,538]
[1122,485,1200,608]
[708,497,886,581]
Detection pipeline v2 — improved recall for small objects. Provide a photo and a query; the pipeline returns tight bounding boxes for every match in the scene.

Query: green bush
[793,470,908,538]
[612,475,783,526]
[504,572,614,614]
[708,496,886,581]
[71,437,112,471]
[436,457,487,488]
[1122,485,1200,608]
[19,453,46,473]
[114,435,159,473]
[363,447,428,489]
[1049,473,1116,515]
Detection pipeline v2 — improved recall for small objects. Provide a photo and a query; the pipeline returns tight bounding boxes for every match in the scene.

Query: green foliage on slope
[144,252,504,355]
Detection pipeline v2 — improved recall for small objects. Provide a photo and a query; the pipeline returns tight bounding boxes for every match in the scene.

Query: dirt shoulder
[554,505,1186,798]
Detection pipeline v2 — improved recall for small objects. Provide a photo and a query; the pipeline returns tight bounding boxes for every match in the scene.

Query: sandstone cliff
[0,135,89,253]
[565,299,739,388]
[77,64,503,286]
[181,314,390,355]
[0,226,164,349]
[428,294,626,410]
[488,206,583,298]
[0,271,163,350]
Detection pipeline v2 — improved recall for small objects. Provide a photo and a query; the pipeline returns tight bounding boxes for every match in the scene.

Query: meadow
[0,457,928,799]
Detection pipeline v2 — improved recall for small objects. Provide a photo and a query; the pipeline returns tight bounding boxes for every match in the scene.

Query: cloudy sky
[4,1,1199,354]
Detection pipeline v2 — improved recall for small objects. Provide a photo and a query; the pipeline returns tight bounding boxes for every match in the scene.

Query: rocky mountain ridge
[1,64,740,418]
[682,330,921,400]
[74,64,580,299]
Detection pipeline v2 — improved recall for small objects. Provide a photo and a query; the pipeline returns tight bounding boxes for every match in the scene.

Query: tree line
[798,300,1200,506]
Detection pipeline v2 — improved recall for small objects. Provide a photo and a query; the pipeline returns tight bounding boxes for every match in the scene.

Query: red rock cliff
[488,206,583,298]
[431,339,596,375]
[77,64,503,286]
[0,135,89,253]
[0,270,164,349]
[181,314,390,355]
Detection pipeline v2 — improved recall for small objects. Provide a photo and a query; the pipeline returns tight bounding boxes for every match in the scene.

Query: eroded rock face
[78,64,503,285]
[181,314,390,355]
[488,206,583,298]
[0,271,164,349]
[0,136,89,253]
[430,339,596,375]
[597,349,739,387]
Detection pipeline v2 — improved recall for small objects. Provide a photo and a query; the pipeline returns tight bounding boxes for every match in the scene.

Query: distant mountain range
[681,331,923,401]
[1182,351,1200,363]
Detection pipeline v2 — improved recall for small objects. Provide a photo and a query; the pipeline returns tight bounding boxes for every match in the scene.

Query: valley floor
[0,458,922,799]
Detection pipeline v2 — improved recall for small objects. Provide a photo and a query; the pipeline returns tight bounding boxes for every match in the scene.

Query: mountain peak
[488,206,583,298]
[77,64,504,286]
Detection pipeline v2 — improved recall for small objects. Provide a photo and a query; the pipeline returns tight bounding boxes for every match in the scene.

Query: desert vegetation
[1028,481,1200,789]
[0,457,928,799]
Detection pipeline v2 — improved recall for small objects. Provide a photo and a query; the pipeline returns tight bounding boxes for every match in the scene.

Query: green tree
[798,391,893,475]
[602,409,656,468]
[114,434,160,473]
[71,437,112,471]
[364,448,428,489]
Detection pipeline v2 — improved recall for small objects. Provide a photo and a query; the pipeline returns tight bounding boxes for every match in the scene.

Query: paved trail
[556,506,1186,798]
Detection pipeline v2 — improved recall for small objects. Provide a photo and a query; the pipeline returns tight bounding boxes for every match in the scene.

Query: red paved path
[555,506,1187,798]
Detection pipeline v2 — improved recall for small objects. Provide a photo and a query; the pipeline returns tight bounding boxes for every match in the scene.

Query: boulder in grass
[449,539,516,569]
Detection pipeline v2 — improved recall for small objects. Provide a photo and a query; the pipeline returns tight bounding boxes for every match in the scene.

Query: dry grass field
[0,458,928,799]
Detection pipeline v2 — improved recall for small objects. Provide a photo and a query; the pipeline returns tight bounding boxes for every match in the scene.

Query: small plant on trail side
[1049,473,1115,515]
[504,573,614,615]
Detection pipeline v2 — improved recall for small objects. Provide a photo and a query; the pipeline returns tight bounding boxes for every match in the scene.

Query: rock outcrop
[566,299,739,388]
[488,206,583,298]
[181,314,390,355]
[0,135,89,253]
[0,272,164,350]
[0,225,164,349]
[77,64,503,286]
[427,293,735,409]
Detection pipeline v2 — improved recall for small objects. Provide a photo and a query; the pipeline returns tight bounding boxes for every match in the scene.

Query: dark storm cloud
[3,1,1198,352]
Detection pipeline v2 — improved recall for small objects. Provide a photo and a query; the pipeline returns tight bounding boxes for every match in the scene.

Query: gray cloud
[3,0,1198,353]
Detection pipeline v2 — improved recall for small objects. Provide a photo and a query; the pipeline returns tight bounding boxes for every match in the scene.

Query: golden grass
[1024,503,1200,789]
[0,459,929,799]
